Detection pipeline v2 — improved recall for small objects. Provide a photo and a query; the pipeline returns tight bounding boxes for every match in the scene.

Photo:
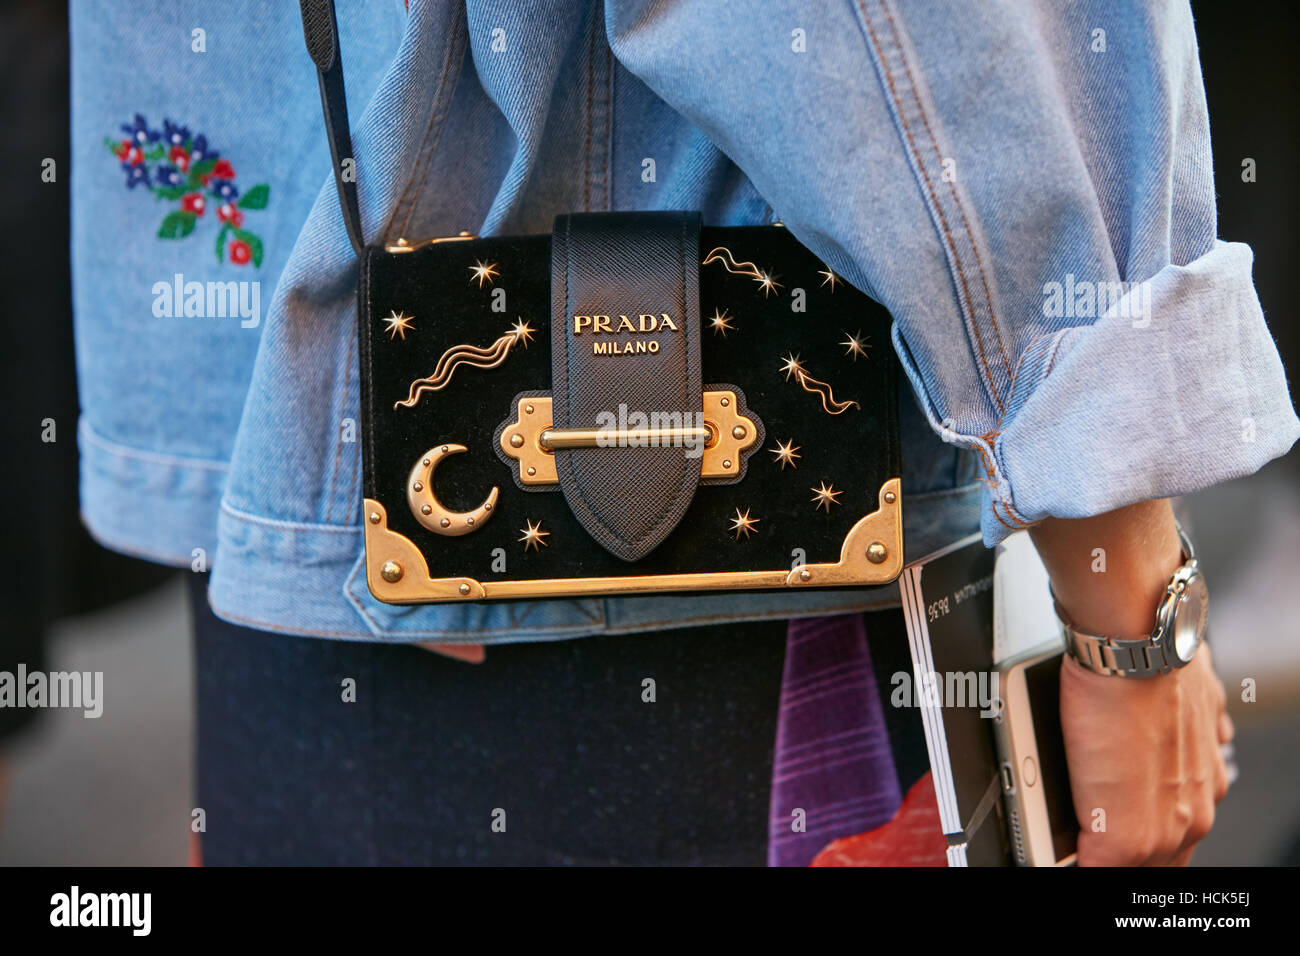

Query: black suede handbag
[301,0,904,605]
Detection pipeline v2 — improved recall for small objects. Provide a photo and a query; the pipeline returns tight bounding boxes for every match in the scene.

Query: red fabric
[810,771,949,866]
[416,643,486,664]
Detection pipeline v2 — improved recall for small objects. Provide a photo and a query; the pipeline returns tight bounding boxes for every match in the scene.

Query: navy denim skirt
[192,574,789,865]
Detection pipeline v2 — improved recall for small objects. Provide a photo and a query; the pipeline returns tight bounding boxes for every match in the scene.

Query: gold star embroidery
[382,310,415,340]
[708,308,736,337]
[779,352,805,381]
[811,481,842,512]
[756,271,783,297]
[468,259,500,288]
[509,317,535,347]
[729,508,760,539]
[841,330,870,361]
[769,439,801,470]
[518,519,549,551]
[819,267,840,291]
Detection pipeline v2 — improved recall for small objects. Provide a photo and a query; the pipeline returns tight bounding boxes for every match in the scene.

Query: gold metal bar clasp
[538,426,711,450]
[500,391,759,485]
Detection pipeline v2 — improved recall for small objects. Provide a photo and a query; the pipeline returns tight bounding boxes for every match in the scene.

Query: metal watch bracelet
[1051,527,1201,679]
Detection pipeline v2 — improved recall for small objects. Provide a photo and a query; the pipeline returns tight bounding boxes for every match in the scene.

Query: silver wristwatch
[1053,527,1209,678]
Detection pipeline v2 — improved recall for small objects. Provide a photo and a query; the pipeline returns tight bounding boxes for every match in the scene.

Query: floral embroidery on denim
[105,114,270,267]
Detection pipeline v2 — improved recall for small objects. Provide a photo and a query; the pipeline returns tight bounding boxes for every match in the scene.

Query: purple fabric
[768,613,902,866]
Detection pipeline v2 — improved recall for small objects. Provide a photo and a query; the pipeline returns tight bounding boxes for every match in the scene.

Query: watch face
[1171,571,1209,663]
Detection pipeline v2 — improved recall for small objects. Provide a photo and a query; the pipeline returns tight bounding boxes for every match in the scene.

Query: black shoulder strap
[299,0,364,255]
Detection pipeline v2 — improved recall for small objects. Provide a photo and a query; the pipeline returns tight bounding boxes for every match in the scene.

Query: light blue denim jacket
[71,0,1298,643]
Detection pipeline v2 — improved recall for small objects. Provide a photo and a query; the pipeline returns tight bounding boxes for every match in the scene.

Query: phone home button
[1022,755,1038,788]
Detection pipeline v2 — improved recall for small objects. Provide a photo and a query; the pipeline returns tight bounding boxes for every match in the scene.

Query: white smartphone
[992,643,1078,866]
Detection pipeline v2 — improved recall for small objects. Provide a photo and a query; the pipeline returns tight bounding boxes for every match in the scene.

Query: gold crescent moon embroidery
[406,444,499,537]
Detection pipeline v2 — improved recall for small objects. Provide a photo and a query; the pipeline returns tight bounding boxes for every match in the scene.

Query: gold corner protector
[363,499,485,603]
[362,477,902,604]
[784,477,903,587]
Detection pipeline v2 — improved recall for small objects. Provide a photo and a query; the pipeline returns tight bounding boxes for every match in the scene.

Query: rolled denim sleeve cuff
[927,240,1298,544]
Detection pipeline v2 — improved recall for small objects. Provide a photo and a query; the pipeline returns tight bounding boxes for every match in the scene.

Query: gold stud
[811,481,842,512]
[412,481,423,492]
[841,330,870,362]
[884,491,896,504]
[380,560,403,583]
[519,519,550,551]
[421,504,432,516]
[769,439,801,470]
[799,568,812,581]
[468,259,500,287]
[368,511,380,524]
[459,583,471,595]
[525,403,534,414]
[382,310,416,340]
[509,318,535,347]
[756,271,783,297]
[779,352,805,381]
[510,433,524,448]
[707,308,736,337]
[731,425,746,440]
[729,507,760,539]
[866,542,888,564]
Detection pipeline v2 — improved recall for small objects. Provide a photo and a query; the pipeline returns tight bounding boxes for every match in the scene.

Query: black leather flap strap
[550,212,704,561]
[299,0,363,256]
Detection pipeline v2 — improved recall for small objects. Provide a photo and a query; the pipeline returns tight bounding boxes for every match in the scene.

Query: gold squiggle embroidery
[395,319,534,409]
[780,352,859,415]
[702,246,765,280]
[702,246,783,296]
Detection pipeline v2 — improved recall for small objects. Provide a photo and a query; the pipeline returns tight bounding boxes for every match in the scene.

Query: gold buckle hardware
[500,390,759,486]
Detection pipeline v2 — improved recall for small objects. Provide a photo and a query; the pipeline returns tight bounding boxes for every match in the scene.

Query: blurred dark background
[0,0,1296,864]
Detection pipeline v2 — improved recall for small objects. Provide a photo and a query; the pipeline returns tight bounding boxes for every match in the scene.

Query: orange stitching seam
[879,0,1011,382]
[856,0,1006,415]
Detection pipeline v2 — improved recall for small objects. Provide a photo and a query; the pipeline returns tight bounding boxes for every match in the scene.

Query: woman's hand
[1059,643,1232,865]
[1029,498,1233,865]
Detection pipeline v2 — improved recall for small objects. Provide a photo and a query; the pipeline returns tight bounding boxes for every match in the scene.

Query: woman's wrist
[1028,498,1183,638]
